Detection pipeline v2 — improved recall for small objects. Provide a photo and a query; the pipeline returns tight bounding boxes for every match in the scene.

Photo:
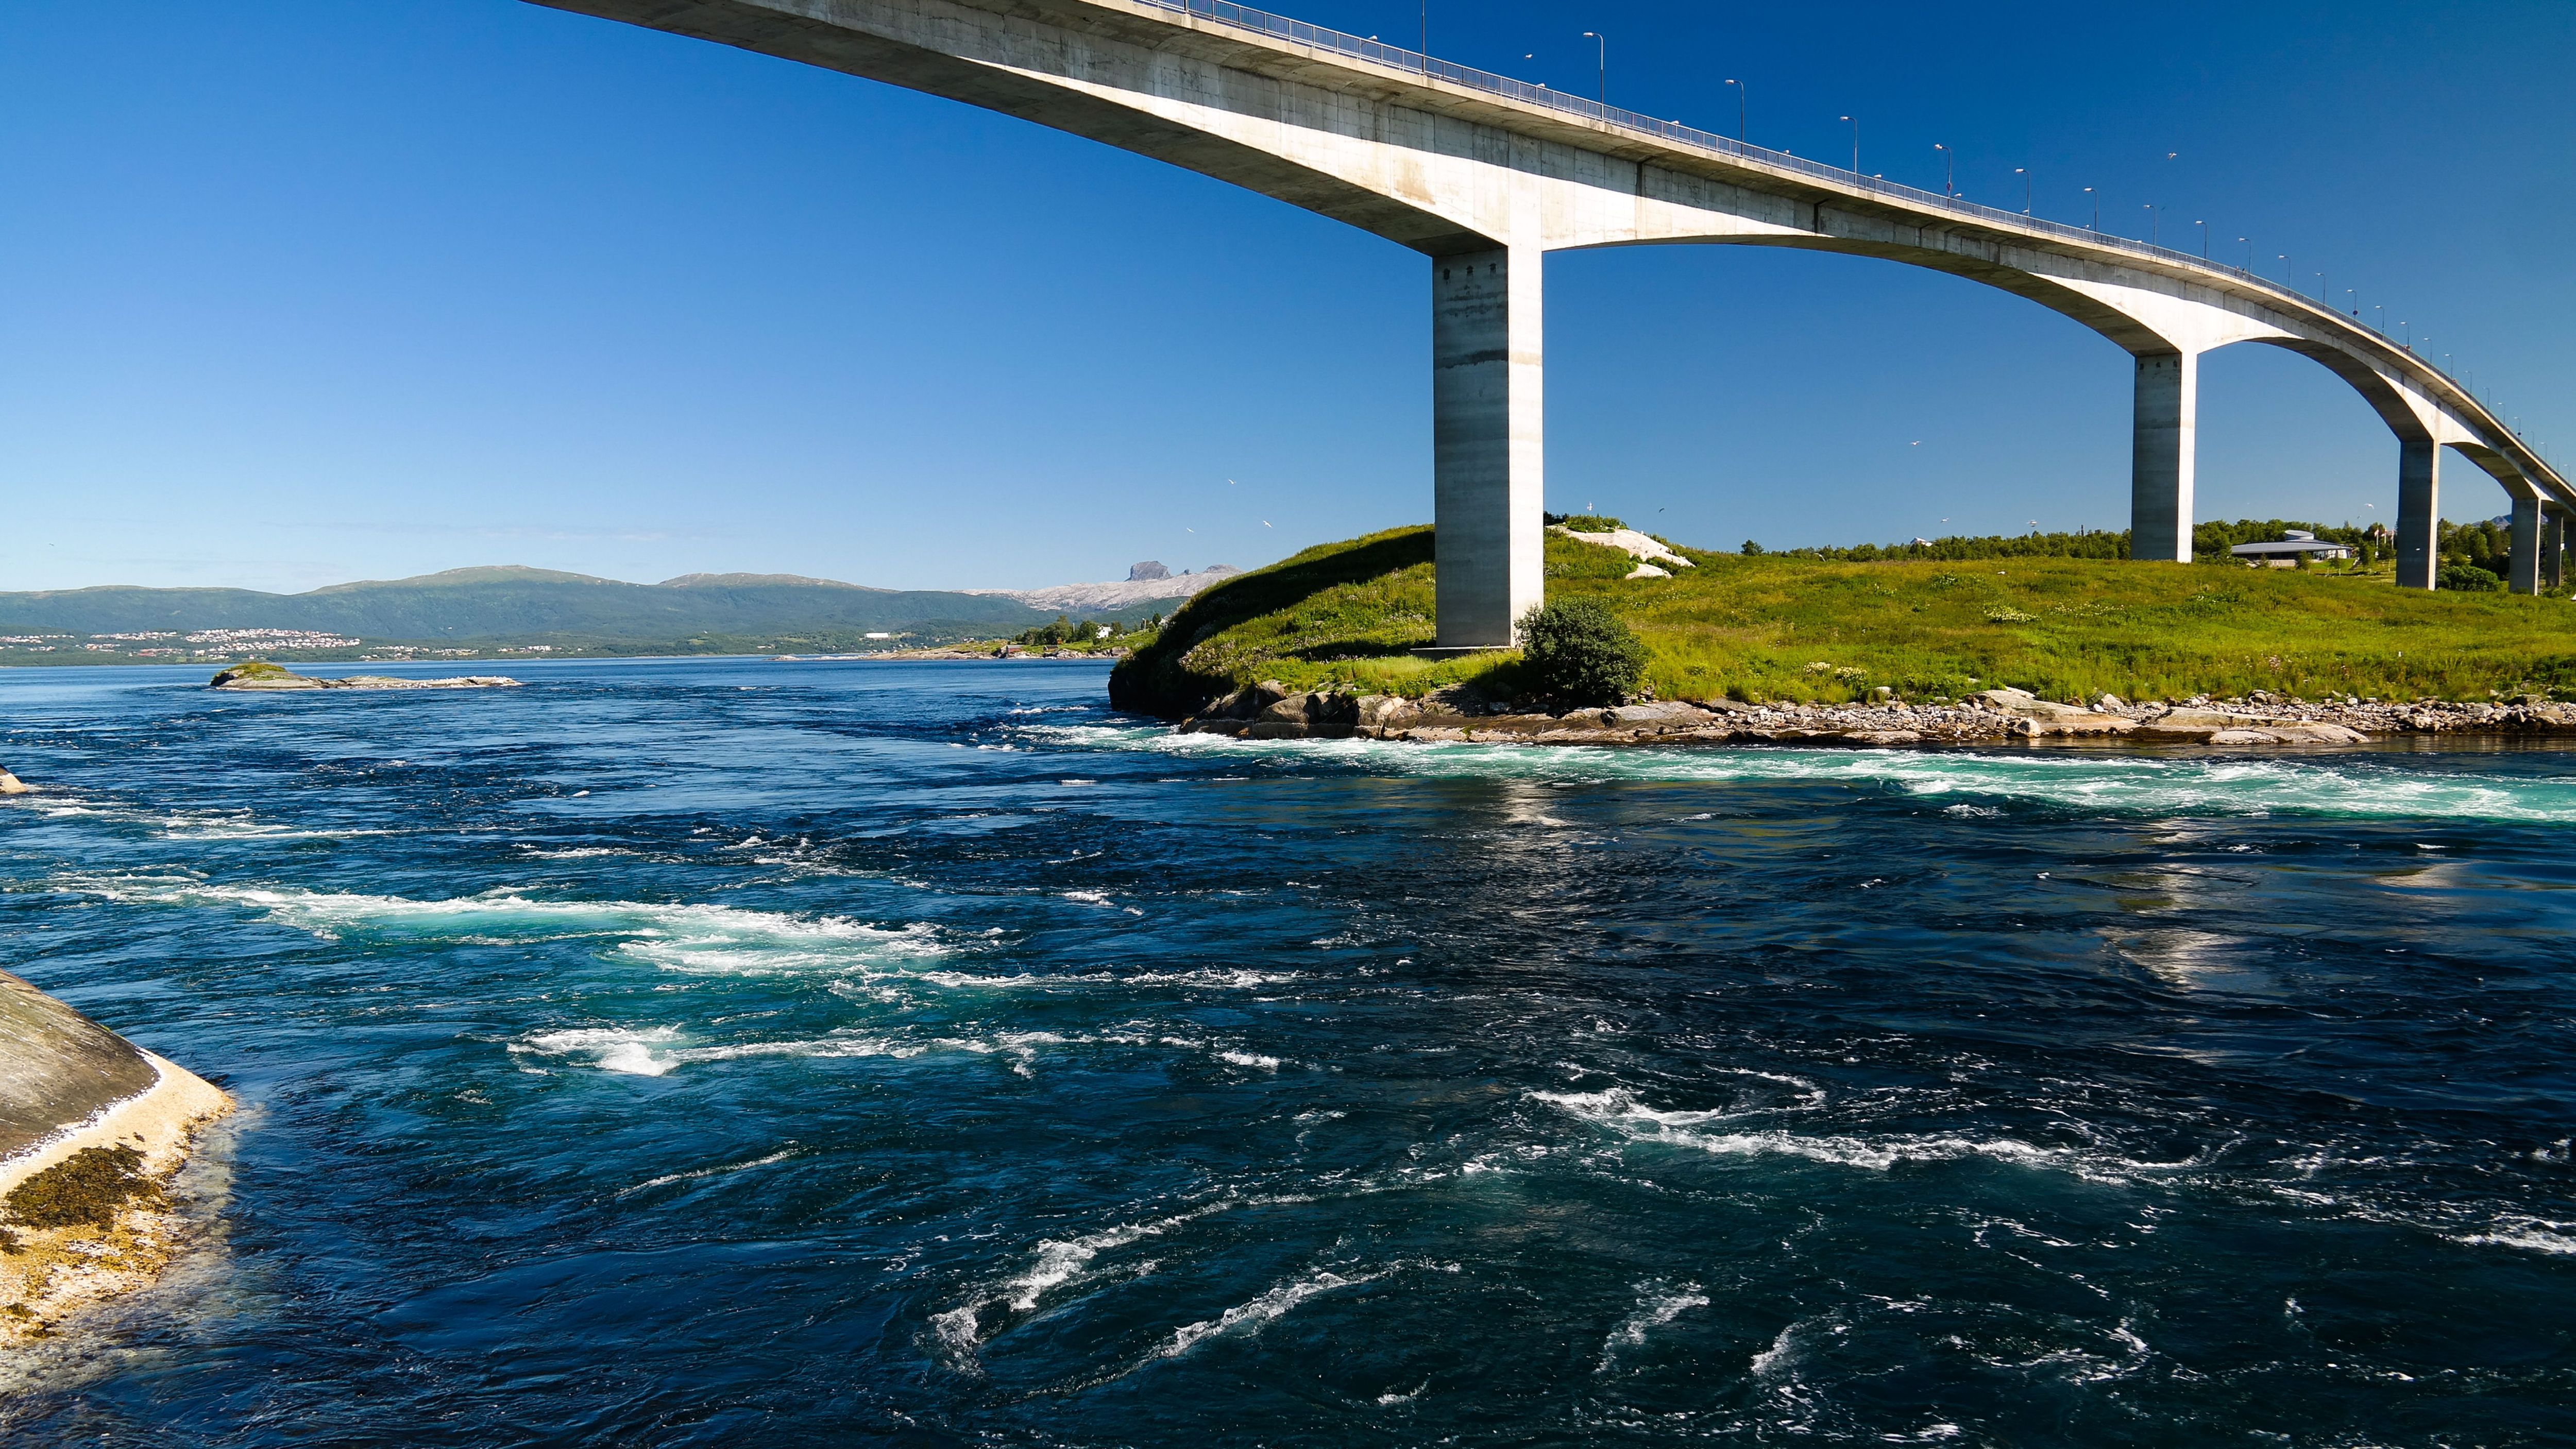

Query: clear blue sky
[5,1,2570,593]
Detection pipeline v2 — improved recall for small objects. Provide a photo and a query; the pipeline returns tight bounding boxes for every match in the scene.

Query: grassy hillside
[1109,525,2576,715]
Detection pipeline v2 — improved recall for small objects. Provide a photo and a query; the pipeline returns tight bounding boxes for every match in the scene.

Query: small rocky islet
[208,661,520,692]
[1177,681,2576,748]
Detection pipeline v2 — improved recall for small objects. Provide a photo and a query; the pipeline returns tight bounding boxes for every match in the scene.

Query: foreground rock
[1,969,231,1345]
[1171,680,2576,749]
[210,661,520,691]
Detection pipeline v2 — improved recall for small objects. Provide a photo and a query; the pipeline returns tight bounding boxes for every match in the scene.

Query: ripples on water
[2,659,2571,1445]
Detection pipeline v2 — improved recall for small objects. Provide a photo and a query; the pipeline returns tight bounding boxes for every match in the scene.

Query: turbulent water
[3,658,2572,1446]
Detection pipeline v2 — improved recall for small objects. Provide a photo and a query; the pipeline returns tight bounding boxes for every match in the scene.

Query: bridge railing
[1141,1,2443,372]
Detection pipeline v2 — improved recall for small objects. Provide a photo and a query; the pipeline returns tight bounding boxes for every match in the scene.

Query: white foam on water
[1158,1265,1386,1359]
[916,966,1303,992]
[60,875,946,978]
[518,1026,682,1077]
[932,1200,1246,1369]
[1534,1088,2213,1185]
[19,795,396,841]
[2452,1216,2576,1256]
[514,1026,936,1077]
[1597,1282,1710,1373]
[1029,723,2576,824]
[617,1147,803,1198]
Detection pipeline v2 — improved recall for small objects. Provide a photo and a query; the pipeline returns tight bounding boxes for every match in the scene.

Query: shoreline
[1172,684,2576,751]
[2,1029,232,1347]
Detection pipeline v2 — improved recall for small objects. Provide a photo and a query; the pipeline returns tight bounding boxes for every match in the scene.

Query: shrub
[1546,513,1626,532]
[1517,597,1647,705]
[2439,564,2505,593]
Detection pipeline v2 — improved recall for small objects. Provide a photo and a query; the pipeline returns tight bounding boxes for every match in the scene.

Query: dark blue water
[3,658,2573,1446]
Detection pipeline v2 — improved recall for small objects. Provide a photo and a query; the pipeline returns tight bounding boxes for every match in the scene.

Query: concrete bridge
[535,0,2573,646]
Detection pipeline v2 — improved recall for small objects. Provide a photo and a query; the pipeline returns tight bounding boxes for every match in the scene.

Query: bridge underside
[532,0,2570,642]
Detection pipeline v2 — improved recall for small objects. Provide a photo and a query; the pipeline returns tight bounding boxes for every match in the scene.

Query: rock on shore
[210,661,520,691]
[1,969,231,1346]
[1171,681,2576,749]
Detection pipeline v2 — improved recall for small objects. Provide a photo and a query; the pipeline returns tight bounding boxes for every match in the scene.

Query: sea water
[1,658,2570,1445]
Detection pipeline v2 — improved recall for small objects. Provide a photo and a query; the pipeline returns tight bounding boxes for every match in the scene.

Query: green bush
[1517,597,1648,705]
[1546,513,1626,532]
[2438,564,2504,592]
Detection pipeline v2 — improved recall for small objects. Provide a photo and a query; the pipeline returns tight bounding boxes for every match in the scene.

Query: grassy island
[1108,524,2576,718]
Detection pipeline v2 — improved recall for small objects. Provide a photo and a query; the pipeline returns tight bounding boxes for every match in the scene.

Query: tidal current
[2,658,2571,1445]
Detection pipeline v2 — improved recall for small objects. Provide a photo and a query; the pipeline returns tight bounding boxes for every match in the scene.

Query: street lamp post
[1581,31,1605,104]
[2144,203,2161,244]
[2084,186,2097,229]
[1724,78,1745,142]
[2014,167,2030,214]
[1841,115,1858,174]
[2195,219,2208,259]
[2239,236,2251,269]
[1935,143,1954,197]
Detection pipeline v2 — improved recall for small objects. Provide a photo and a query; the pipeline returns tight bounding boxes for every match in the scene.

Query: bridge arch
[538,0,2569,630]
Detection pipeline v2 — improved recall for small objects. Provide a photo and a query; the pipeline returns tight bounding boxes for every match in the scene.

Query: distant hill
[968,562,1241,615]
[0,566,1179,663]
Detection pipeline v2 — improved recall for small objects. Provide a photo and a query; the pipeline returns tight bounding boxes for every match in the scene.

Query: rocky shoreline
[1,970,231,1347]
[1175,683,2576,748]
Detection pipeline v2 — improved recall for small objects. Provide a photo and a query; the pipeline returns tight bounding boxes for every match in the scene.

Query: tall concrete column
[2545,509,2567,590]
[1432,246,1544,648]
[2396,439,2440,589]
[2130,351,2197,562]
[2509,491,2543,594]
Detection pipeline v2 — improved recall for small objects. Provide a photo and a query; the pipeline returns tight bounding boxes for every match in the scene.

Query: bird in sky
[1262,521,1273,528]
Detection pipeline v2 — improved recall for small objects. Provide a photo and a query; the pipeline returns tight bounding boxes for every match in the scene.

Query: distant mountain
[0,566,1140,654]
[967,561,1240,615]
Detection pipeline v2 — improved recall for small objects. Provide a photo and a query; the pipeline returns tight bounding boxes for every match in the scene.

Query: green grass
[1109,524,2576,715]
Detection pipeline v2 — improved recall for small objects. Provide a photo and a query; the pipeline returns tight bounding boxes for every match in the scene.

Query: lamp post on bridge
[2014,167,2030,214]
[2196,219,2208,259]
[1841,115,1858,175]
[1935,143,1954,197]
[1723,79,1746,142]
[1581,31,1605,104]
[2144,203,2162,244]
[2084,186,2097,229]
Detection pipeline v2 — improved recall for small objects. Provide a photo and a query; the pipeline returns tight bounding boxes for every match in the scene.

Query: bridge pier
[1432,247,1545,649]
[2130,352,2197,562]
[2396,440,2441,589]
[2509,492,2544,594]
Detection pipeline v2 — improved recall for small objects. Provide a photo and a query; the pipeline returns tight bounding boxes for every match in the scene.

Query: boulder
[1603,702,1706,728]
[1978,688,2133,737]
[1355,695,1422,729]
